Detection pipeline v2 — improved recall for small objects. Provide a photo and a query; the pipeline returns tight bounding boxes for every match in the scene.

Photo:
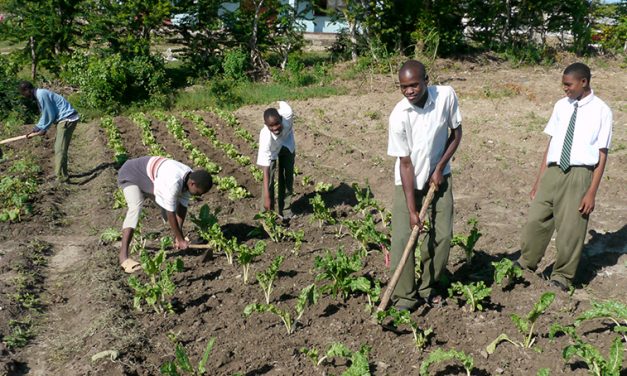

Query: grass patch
[175,81,346,111]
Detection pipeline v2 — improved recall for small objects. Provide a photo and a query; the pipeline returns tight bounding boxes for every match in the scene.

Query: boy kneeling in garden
[257,101,295,219]
[117,156,213,273]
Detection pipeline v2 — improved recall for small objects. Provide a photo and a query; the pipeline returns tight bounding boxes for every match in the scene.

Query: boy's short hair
[264,108,280,124]
[564,63,591,82]
[18,80,34,92]
[190,170,213,193]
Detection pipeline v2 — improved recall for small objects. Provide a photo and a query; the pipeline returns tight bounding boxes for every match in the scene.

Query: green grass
[175,81,346,111]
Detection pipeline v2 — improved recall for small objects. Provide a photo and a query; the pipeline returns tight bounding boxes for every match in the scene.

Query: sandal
[121,259,142,274]
[425,294,446,308]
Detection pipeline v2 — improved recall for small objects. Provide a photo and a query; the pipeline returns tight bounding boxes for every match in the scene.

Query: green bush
[63,52,171,113]
[222,48,249,82]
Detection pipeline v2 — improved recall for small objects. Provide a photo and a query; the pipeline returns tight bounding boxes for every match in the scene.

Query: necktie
[559,102,578,172]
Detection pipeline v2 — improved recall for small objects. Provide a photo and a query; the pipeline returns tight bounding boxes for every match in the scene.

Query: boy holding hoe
[518,62,613,292]
[256,101,295,219]
[387,60,463,312]
[117,156,213,273]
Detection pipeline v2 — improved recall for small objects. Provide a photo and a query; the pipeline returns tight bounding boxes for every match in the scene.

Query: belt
[547,162,593,170]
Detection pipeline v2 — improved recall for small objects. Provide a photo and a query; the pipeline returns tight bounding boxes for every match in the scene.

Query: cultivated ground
[0,59,625,376]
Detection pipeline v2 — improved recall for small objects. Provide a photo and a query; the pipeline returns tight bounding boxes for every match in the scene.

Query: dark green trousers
[54,119,78,181]
[390,175,453,306]
[261,146,294,216]
[520,165,592,286]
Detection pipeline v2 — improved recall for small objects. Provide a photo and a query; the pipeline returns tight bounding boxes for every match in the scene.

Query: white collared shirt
[151,158,192,212]
[545,90,613,167]
[256,101,295,167]
[387,86,462,189]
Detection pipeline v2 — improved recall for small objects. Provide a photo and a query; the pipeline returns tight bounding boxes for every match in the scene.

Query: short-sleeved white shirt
[151,158,192,212]
[387,86,462,189]
[256,101,295,167]
[544,91,613,167]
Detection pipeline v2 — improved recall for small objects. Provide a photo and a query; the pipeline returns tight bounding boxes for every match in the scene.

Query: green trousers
[520,165,592,286]
[261,146,294,216]
[54,119,78,181]
[390,175,453,306]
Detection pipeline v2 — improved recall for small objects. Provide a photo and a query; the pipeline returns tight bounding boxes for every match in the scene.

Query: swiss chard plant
[302,342,371,375]
[236,241,267,284]
[314,248,370,300]
[342,213,390,256]
[256,255,285,304]
[309,193,336,227]
[160,337,216,376]
[549,323,623,376]
[244,284,318,335]
[492,258,524,287]
[451,218,482,264]
[574,300,627,343]
[419,348,474,376]
[127,240,184,314]
[487,292,555,354]
[314,181,333,193]
[377,307,433,351]
[447,281,492,312]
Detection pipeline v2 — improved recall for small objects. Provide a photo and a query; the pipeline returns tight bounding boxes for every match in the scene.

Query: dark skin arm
[399,156,420,230]
[579,148,607,215]
[166,210,188,250]
[530,140,551,200]
[261,165,272,211]
[430,126,463,189]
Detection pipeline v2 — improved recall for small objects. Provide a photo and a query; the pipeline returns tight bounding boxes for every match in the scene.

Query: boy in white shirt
[117,156,213,273]
[387,60,463,311]
[518,62,613,292]
[256,101,295,219]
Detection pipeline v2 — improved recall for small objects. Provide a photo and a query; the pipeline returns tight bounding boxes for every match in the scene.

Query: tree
[0,0,83,78]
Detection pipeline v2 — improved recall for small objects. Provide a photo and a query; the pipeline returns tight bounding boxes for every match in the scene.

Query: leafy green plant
[550,323,623,376]
[0,156,40,222]
[419,348,474,376]
[377,308,433,351]
[536,369,550,376]
[309,193,336,227]
[253,211,302,246]
[492,258,523,287]
[113,188,127,209]
[314,181,333,193]
[256,255,285,304]
[451,218,482,264]
[100,116,128,165]
[244,284,318,334]
[487,292,555,354]
[574,300,627,342]
[160,337,216,376]
[352,182,382,215]
[128,244,184,314]
[100,228,122,243]
[4,318,34,349]
[342,213,390,256]
[314,248,370,300]
[309,342,371,375]
[236,241,267,284]
[447,281,491,312]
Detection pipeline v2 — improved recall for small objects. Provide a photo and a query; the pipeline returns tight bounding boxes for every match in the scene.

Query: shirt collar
[569,90,595,108]
[399,86,435,111]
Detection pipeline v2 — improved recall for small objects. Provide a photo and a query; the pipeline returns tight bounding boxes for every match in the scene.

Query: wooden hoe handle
[376,184,437,313]
[188,244,212,249]
[0,135,29,145]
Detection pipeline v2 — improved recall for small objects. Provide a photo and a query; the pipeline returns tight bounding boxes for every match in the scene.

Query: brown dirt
[0,60,625,376]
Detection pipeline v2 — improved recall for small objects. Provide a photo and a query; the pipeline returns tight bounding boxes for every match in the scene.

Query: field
[0,61,625,376]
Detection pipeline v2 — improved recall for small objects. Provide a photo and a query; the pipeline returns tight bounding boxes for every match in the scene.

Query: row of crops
[97,111,626,376]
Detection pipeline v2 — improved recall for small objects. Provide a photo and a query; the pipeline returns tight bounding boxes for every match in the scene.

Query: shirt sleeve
[543,103,560,137]
[596,105,613,149]
[256,129,272,167]
[387,109,410,157]
[35,91,58,132]
[277,101,293,135]
[446,87,462,129]
[178,191,190,208]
